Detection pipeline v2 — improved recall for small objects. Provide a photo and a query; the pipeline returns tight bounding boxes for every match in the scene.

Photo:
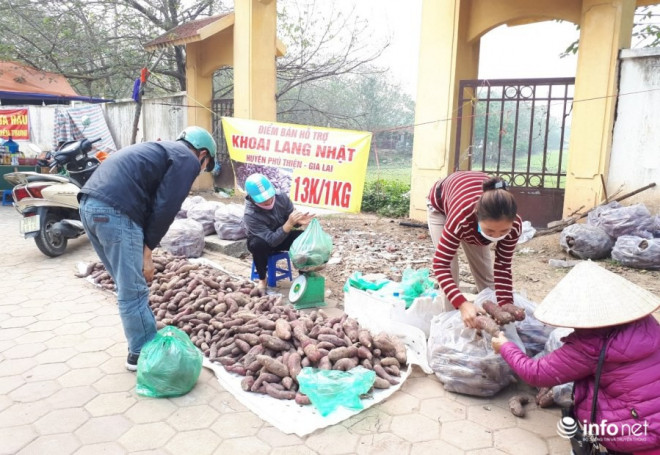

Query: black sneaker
[126,352,139,372]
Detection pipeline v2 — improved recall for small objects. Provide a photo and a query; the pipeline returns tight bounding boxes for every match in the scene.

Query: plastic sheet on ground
[203,358,411,437]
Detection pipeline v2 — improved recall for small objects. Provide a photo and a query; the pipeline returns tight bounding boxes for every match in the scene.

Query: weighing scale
[288,271,327,310]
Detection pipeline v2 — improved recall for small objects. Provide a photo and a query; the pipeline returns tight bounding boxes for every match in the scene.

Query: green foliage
[361,178,410,218]
[0,0,221,99]
[561,6,660,57]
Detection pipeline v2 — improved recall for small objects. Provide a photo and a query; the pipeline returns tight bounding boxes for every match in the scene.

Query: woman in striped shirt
[427,171,523,328]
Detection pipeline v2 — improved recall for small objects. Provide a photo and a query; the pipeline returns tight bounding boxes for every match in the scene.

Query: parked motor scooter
[3,136,103,257]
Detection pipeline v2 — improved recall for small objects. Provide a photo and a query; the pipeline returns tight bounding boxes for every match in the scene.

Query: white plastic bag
[559,224,614,260]
[188,201,224,235]
[213,204,247,240]
[588,203,655,239]
[540,327,574,408]
[428,310,518,397]
[611,236,660,270]
[177,195,206,219]
[160,219,206,258]
[517,220,536,244]
[343,287,433,373]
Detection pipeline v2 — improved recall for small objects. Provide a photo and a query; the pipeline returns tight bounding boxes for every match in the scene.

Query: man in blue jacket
[78,126,217,371]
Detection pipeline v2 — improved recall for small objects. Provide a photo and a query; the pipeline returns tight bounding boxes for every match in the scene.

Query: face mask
[477,223,508,242]
[257,197,276,210]
[198,152,214,173]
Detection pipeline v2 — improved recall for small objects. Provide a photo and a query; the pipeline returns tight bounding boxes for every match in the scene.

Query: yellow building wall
[185,0,278,191]
[409,0,479,221]
[233,0,277,121]
[411,0,650,222]
[563,0,635,215]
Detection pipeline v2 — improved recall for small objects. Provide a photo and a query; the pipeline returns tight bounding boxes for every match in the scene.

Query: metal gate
[211,98,234,161]
[454,78,574,227]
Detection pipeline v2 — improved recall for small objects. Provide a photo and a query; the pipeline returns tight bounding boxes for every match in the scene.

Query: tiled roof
[143,13,230,50]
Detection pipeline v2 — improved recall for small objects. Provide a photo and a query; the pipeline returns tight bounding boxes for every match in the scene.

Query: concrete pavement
[0,205,570,454]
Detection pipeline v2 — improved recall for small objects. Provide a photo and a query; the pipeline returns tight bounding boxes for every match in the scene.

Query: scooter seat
[26,174,72,184]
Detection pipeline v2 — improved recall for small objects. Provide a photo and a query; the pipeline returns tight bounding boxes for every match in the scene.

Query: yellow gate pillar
[409,1,480,221]
[185,45,214,131]
[233,0,277,121]
[563,0,635,216]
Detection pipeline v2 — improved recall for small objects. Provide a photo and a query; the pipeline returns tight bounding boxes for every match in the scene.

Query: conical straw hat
[534,261,660,328]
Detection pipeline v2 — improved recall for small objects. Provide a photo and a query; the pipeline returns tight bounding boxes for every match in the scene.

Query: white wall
[11,93,187,155]
[610,48,660,212]
[105,93,187,147]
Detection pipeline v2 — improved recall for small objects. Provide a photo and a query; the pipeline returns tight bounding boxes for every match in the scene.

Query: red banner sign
[0,109,29,140]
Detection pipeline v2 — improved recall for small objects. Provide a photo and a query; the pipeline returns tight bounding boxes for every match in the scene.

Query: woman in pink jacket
[492,261,660,455]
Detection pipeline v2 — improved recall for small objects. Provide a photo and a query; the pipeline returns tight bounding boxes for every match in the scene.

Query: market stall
[0,61,113,194]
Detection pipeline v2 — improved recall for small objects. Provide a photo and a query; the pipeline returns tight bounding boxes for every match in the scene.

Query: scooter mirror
[81,116,91,128]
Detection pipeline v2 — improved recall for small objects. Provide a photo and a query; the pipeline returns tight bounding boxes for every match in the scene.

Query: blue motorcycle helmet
[177,126,217,172]
[245,173,276,203]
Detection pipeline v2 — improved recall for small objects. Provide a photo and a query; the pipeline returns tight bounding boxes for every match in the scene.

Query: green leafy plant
[361,179,410,218]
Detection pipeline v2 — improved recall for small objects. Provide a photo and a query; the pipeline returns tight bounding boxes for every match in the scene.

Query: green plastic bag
[289,218,333,271]
[297,366,376,416]
[400,268,435,308]
[343,271,390,292]
[136,326,203,398]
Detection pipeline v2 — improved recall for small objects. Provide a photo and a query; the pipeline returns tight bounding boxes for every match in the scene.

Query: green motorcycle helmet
[177,126,217,158]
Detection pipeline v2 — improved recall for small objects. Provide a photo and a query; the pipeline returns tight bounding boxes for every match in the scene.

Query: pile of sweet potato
[79,251,408,402]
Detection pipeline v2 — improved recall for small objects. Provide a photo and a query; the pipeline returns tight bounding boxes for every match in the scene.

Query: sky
[350,0,581,98]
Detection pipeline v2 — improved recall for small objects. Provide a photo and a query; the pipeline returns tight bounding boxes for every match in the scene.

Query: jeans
[79,195,156,355]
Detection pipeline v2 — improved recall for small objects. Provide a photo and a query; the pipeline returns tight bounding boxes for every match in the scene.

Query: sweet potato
[372,377,391,389]
[317,356,332,370]
[482,301,514,325]
[259,334,292,351]
[374,364,398,385]
[282,376,294,390]
[234,338,251,353]
[274,318,292,340]
[536,387,555,408]
[328,346,358,363]
[501,303,526,321]
[256,355,289,378]
[342,318,360,342]
[359,330,373,347]
[251,372,281,393]
[303,344,322,363]
[508,395,530,417]
[237,333,260,346]
[317,333,347,347]
[333,357,358,371]
[384,365,400,376]
[356,346,373,360]
[287,352,302,380]
[474,315,501,337]
[295,392,311,405]
[380,357,400,368]
[373,333,397,357]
